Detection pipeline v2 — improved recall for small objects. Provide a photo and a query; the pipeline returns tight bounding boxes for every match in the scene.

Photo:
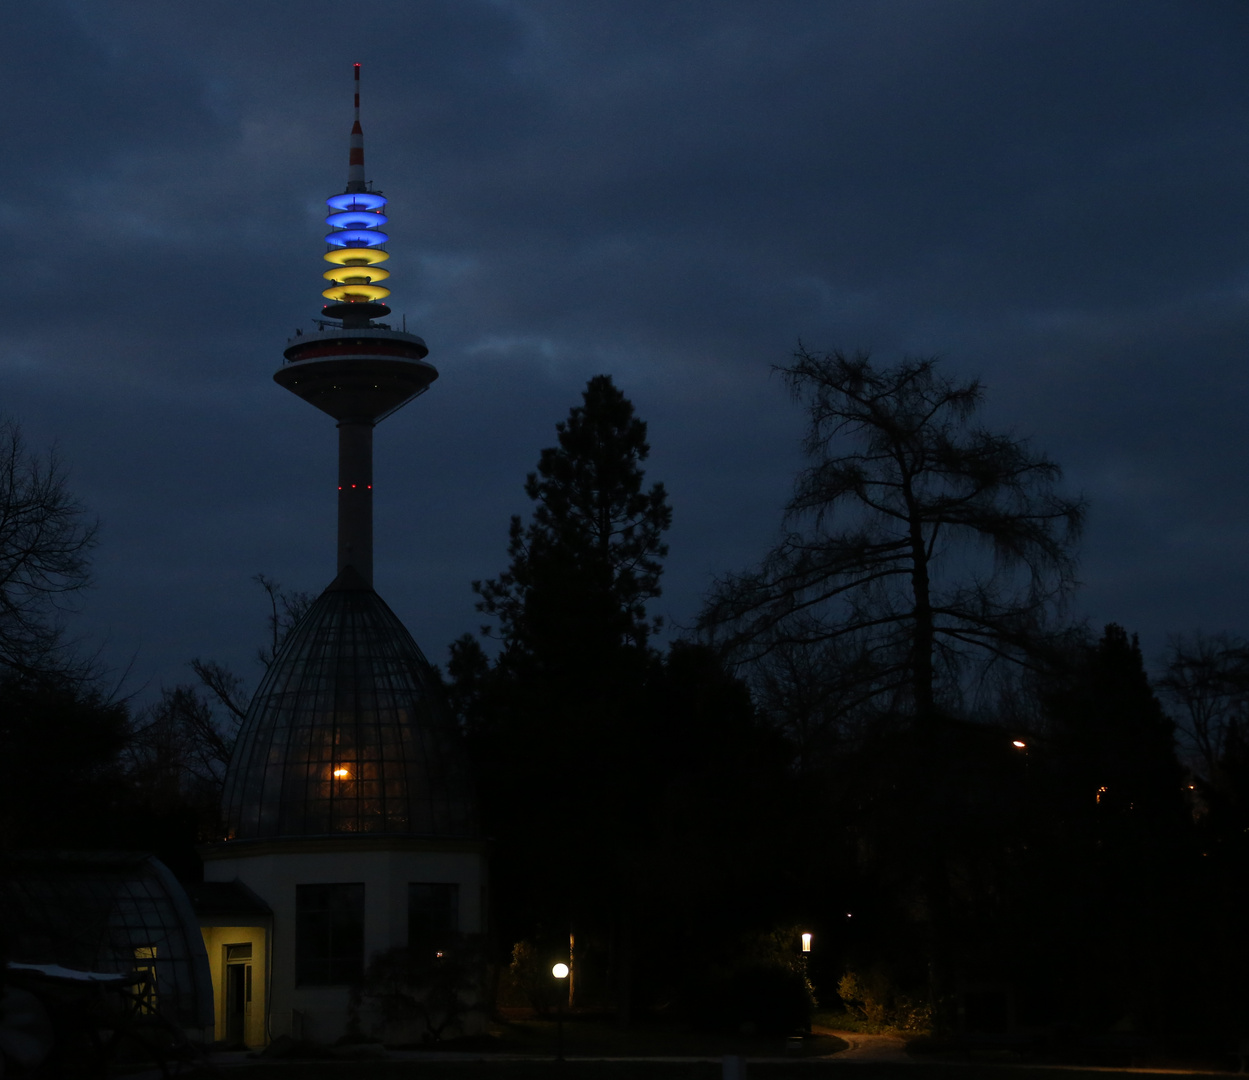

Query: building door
[224,943,253,1046]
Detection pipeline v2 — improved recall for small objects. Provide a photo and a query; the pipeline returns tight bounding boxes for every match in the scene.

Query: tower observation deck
[274,62,436,588]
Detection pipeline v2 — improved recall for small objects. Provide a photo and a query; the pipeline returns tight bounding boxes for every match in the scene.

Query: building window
[408,883,458,957]
[133,946,157,1014]
[296,883,364,985]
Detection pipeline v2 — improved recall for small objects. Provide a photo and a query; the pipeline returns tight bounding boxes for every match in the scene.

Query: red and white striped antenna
[347,63,366,193]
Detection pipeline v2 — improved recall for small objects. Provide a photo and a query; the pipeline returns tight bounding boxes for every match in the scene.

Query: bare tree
[126,685,231,810]
[254,572,316,670]
[1160,631,1249,805]
[128,575,315,825]
[188,573,314,721]
[188,658,249,723]
[0,419,98,673]
[699,349,1085,729]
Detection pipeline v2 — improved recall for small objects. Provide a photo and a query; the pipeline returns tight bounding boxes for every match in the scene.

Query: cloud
[3,0,1249,698]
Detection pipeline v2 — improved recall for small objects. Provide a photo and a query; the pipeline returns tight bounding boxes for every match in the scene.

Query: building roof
[183,879,272,918]
[219,569,477,842]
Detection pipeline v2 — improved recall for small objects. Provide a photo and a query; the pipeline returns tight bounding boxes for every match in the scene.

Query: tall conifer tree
[473,373,671,670]
[454,376,673,1013]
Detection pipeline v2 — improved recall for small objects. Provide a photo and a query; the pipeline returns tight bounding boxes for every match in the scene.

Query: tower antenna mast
[348,63,366,193]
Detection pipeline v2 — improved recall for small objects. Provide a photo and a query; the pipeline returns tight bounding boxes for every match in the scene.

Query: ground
[173,1017,1237,1079]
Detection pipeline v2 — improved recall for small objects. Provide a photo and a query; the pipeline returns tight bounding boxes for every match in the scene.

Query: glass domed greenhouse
[221,567,475,842]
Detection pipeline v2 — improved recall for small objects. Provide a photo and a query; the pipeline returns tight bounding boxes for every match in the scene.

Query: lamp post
[552,962,569,1062]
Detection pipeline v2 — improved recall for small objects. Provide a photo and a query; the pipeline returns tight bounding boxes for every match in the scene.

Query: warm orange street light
[801,933,812,953]
[1012,740,1026,749]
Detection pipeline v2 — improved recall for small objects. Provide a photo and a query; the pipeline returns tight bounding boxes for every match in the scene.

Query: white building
[197,571,486,1047]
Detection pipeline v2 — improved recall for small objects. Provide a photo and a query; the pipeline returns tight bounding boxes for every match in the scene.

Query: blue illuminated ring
[326,192,388,211]
[325,229,389,247]
[326,210,390,229]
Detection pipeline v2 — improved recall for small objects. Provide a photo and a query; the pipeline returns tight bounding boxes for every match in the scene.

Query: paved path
[813,1028,912,1063]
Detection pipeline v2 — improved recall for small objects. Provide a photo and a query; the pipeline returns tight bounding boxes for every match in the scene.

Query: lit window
[133,945,158,1013]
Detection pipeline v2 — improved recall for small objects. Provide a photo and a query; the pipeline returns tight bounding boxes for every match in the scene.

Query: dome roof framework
[221,573,475,842]
[0,851,214,1029]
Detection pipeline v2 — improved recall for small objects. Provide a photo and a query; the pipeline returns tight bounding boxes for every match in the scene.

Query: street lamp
[1012,738,1030,785]
[552,962,569,1062]
[801,932,812,953]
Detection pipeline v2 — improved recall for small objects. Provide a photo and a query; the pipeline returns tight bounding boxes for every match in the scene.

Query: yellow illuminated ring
[322,284,392,302]
[323,265,391,284]
[323,247,390,266]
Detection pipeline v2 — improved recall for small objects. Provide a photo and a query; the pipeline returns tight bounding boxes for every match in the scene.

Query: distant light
[333,768,350,778]
[435,951,444,959]
[552,963,569,979]
[1012,740,1027,749]
[801,933,812,953]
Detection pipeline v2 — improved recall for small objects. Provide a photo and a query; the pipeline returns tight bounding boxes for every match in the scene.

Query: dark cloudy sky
[6,1,1249,703]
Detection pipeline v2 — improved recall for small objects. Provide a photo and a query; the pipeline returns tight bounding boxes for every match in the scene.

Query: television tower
[209,74,480,1032]
[274,63,436,587]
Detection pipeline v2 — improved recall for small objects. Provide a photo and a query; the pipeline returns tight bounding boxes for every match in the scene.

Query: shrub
[837,967,932,1033]
[501,939,556,1015]
[352,937,484,1044]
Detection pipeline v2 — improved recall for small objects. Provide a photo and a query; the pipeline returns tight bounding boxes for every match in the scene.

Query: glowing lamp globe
[552,963,570,979]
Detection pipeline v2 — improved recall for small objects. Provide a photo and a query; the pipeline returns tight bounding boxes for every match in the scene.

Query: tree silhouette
[0,669,129,850]
[1016,625,1189,1032]
[696,349,1087,1022]
[700,349,1085,730]
[1048,624,1182,829]
[124,574,315,846]
[1161,631,1249,823]
[473,373,671,664]
[455,375,683,1019]
[0,419,98,675]
[1157,634,1249,1039]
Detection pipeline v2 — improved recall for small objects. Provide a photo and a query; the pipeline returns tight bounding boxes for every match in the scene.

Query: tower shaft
[337,420,374,586]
